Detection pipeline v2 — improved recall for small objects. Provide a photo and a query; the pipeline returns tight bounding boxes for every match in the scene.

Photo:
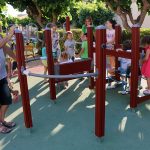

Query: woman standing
[0,26,16,134]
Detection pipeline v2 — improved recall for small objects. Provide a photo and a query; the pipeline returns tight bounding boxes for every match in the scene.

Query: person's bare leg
[0,105,9,122]
[44,66,48,75]
[7,60,12,78]
[43,66,48,82]
[147,78,150,90]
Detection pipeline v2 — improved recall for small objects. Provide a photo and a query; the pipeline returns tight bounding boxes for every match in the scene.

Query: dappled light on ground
[1,76,150,150]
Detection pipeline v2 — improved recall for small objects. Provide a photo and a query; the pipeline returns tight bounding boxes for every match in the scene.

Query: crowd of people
[0,16,150,134]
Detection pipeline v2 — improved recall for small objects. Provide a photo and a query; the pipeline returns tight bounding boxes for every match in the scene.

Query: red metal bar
[95,27,106,137]
[87,27,94,58]
[59,59,92,74]
[66,16,70,31]
[44,29,56,100]
[115,25,122,49]
[105,50,132,59]
[87,27,95,89]
[115,25,122,81]
[137,95,150,104]
[15,31,33,128]
[130,26,140,108]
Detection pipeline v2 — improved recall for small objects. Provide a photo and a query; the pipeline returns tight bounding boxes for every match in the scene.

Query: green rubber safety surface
[0,69,150,150]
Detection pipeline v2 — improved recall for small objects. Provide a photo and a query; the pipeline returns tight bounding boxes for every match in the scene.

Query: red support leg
[15,31,33,128]
[66,16,70,32]
[44,29,56,100]
[87,27,95,89]
[95,27,106,137]
[115,25,122,81]
[130,25,140,108]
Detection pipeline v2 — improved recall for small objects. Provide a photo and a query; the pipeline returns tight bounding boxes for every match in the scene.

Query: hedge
[37,28,150,55]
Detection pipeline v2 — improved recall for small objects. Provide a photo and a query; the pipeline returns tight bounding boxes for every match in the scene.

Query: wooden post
[15,31,33,128]
[66,16,70,31]
[130,25,140,108]
[95,26,106,137]
[44,29,56,100]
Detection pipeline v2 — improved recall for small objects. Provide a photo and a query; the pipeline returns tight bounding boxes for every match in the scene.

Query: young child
[41,43,48,83]
[141,36,150,95]
[64,31,75,61]
[58,52,69,88]
[105,19,117,76]
[77,33,88,59]
[51,24,61,59]
[81,16,95,39]
[118,40,141,94]
[59,51,69,63]
[118,40,132,75]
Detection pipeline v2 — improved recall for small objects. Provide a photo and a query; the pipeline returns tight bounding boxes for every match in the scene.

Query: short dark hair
[141,35,150,46]
[122,40,132,51]
[84,33,87,37]
[108,19,117,29]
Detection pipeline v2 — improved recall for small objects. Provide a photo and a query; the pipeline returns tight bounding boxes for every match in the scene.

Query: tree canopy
[98,0,150,30]
[5,0,80,27]
[1,0,150,30]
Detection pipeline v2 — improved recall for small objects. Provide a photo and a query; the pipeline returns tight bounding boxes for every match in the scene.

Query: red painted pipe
[15,31,33,128]
[44,29,56,100]
[95,27,106,137]
[130,25,140,108]
[115,25,122,81]
[87,27,95,89]
[66,16,70,31]
[19,33,33,126]
[115,25,122,49]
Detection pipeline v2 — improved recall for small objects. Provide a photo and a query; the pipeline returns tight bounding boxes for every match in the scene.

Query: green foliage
[68,2,114,27]
[5,0,79,25]
[37,28,150,55]
[122,28,150,42]
[6,16,36,26]
[37,29,82,55]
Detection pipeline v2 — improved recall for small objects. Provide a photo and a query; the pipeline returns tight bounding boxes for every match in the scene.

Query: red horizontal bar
[137,95,150,104]
[105,50,132,59]
[59,59,92,75]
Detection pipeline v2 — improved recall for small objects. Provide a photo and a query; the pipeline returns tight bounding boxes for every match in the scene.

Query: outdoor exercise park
[0,0,150,150]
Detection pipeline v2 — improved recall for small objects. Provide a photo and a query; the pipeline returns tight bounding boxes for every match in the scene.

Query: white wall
[115,1,150,28]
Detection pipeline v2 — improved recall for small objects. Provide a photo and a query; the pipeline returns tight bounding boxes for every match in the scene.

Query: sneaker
[118,90,128,95]
[143,90,150,95]
[126,87,130,92]
[107,84,116,89]
[138,85,143,90]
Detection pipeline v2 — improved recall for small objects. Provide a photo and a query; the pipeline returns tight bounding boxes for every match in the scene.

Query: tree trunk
[106,0,150,31]
[26,2,46,28]
[52,12,58,23]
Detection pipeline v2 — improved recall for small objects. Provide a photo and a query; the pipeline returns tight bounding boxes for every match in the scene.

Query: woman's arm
[64,41,68,51]
[3,45,16,60]
[0,26,15,48]
[77,48,84,57]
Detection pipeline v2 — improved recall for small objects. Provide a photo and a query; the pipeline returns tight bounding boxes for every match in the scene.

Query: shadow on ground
[0,77,150,150]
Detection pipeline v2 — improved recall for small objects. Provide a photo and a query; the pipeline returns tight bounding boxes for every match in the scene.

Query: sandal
[0,123,12,134]
[143,90,150,95]
[2,121,16,128]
